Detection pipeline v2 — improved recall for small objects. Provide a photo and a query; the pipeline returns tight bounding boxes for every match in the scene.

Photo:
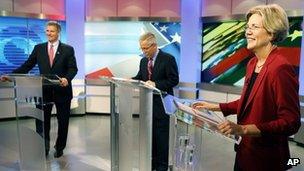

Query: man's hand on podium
[0,75,12,82]
[58,77,68,87]
[145,80,155,87]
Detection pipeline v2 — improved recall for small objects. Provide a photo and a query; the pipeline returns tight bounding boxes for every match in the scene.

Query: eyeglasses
[244,24,263,31]
[140,43,154,51]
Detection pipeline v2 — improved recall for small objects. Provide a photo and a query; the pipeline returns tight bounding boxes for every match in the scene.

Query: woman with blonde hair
[193,4,300,171]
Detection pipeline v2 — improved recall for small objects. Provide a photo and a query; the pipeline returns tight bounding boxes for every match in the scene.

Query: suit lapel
[43,43,52,68]
[52,41,61,67]
[242,64,267,112]
[237,60,255,115]
[152,50,162,77]
[139,57,148,80]
[241,49,278,116]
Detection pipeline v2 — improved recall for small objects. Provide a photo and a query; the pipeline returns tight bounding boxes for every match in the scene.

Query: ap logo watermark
[287,158,300,166]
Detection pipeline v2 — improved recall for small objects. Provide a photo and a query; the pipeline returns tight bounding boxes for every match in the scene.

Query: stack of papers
[173,100,242,145]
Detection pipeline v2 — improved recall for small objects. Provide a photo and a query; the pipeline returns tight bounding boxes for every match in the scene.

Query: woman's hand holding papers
[192,101,261,137]
[192,101,221,111]
[218,120,261,136]
[218,120,245,136]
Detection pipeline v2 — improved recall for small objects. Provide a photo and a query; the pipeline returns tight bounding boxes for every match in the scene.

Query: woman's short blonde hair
[246,4,289,44]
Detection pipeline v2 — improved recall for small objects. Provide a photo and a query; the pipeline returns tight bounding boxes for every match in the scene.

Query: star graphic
[159,25,168,32]
[170,32,181,43]
[288,30,302,41]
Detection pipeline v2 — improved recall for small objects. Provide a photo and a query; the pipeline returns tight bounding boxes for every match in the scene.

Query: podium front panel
[117,86,134,170]
[173,120,202,171]
[138,87,153,171]
[107,78,154,171]
[0,75,47,170]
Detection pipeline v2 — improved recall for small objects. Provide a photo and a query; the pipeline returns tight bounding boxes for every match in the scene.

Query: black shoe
[156,166,168,171]
[54,150,63,158]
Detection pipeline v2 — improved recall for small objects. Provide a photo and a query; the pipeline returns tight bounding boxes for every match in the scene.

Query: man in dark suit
[133,32,179,171]
[5,21,78,158]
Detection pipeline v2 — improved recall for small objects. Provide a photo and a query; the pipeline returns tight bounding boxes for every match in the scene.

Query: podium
[102,77,165,171]
[164,97,242,171]
[0,74,59,171]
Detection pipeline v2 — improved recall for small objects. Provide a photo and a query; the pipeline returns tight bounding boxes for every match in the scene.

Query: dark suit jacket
[133,50,179,119]
[220,48,300,171]
[13,42,78,103]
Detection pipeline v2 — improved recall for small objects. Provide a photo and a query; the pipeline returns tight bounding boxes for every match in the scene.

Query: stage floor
[0,115,303,171]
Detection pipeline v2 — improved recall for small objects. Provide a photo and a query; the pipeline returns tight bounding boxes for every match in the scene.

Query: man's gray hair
[139,32,157,46]
[46,21,61,32]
